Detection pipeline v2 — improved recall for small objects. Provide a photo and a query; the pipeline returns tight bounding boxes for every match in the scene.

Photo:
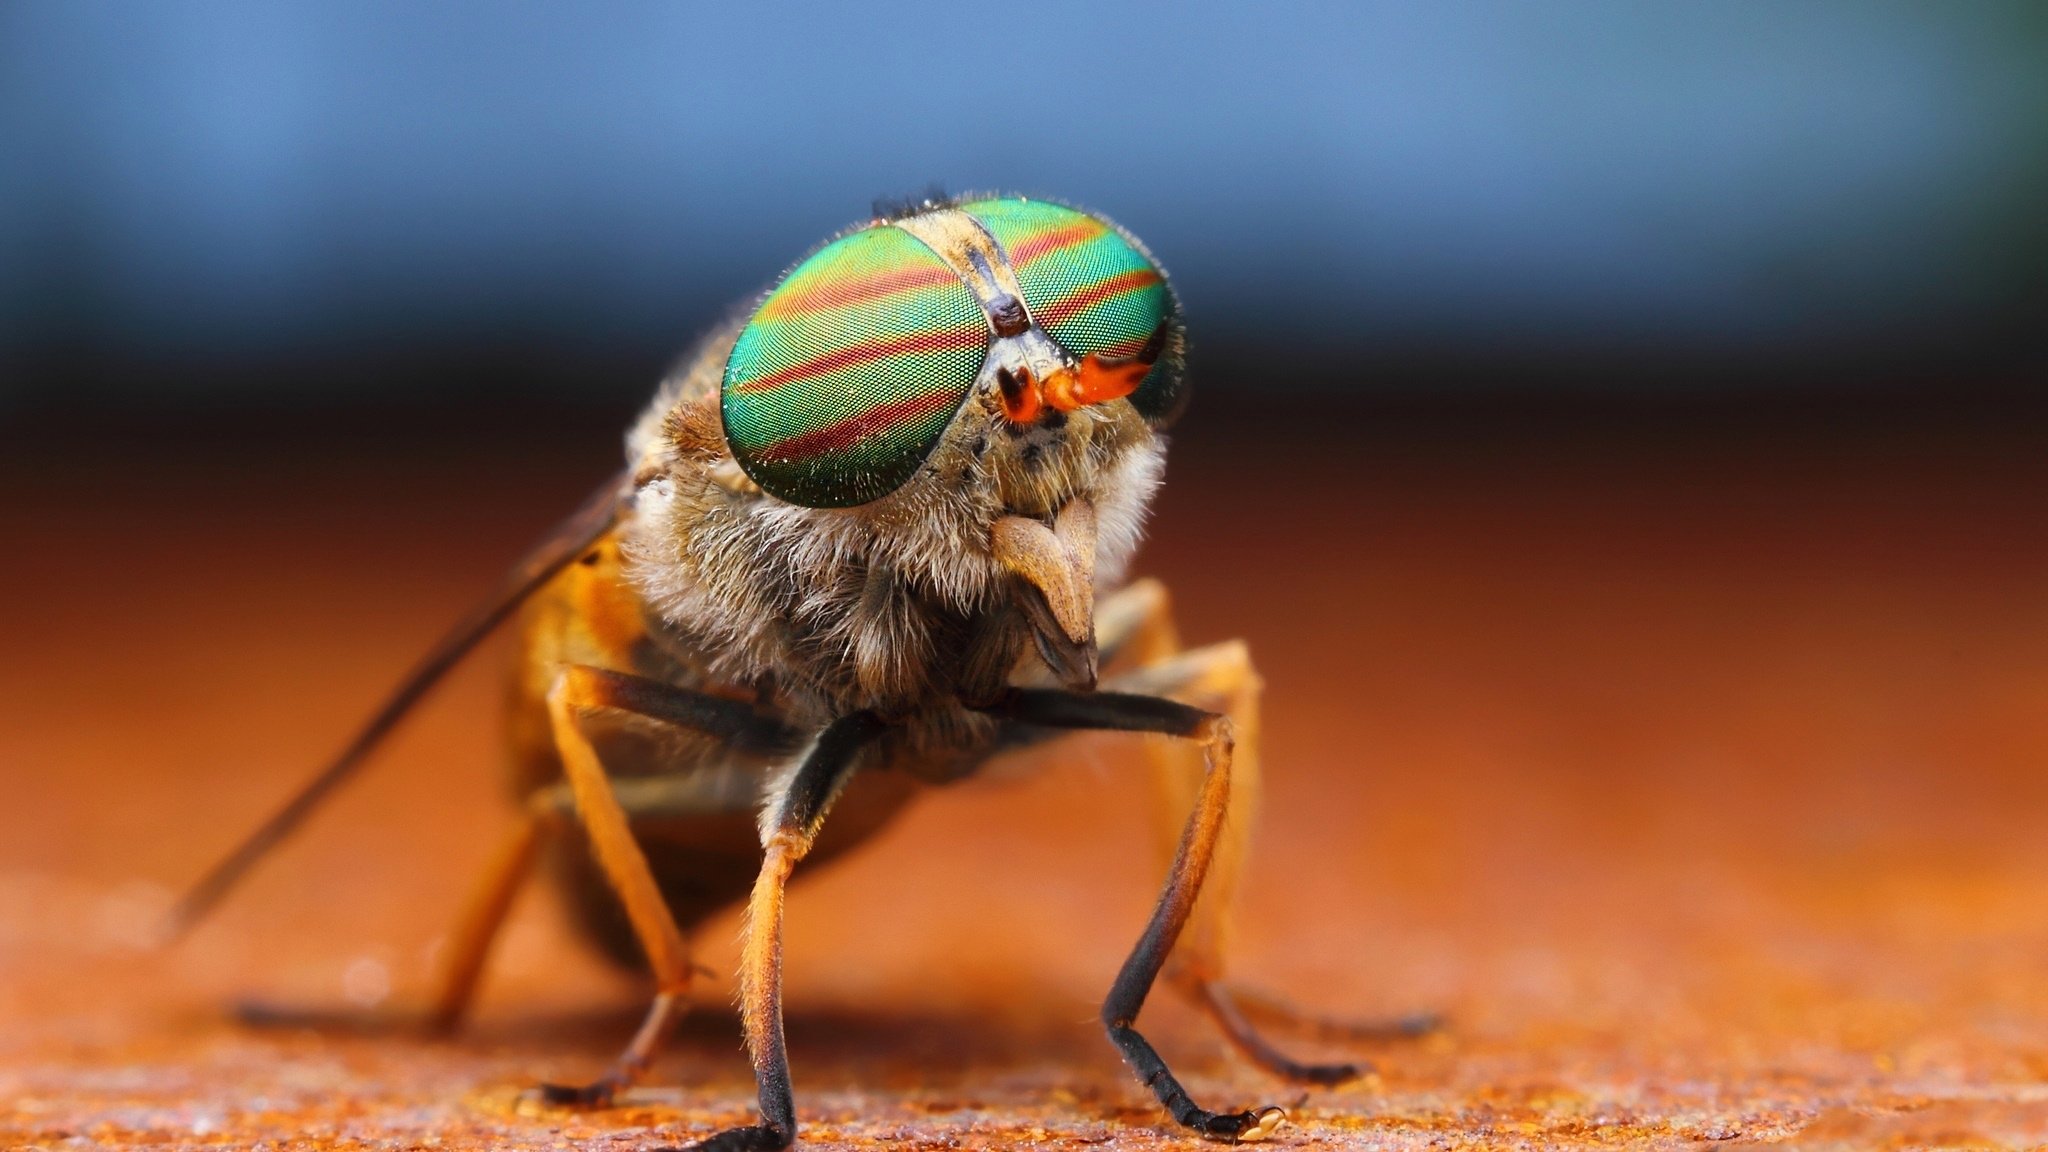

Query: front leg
[1100,582,1440,1070]
[665,711,891,1152]
[974,688,1287,1143]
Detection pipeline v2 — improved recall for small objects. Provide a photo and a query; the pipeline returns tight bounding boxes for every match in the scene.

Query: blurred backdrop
[12,7,2048,1145]
[3,0,2045,415]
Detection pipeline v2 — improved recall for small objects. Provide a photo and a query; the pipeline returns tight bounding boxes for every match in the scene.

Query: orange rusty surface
[6,411,2048,1149]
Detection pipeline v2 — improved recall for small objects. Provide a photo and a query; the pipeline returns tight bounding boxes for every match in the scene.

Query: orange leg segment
[539,665,793,1108]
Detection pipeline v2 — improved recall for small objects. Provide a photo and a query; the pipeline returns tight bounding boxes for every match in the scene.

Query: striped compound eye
[721,224,991,508]
[959,198,1184,425]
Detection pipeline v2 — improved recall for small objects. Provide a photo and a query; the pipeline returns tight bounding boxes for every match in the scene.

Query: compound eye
[722,224,990,507]
[960,197,1186,426]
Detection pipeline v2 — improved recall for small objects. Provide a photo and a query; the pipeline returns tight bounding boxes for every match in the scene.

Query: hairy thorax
[619,330,1166,733]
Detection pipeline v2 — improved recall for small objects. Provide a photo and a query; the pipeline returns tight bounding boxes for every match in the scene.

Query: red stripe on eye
[1034,269,1163,329]
[734,325,988,393]
[761,261,962,318]
[1007,220,1106,267]
[755,388,965,462]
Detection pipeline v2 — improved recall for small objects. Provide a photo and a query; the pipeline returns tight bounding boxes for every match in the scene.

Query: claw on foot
[1207,1105,1287,1143]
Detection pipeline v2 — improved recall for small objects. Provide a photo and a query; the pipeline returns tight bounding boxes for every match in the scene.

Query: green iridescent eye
[722,224,990,508]
[959,197,1185,425]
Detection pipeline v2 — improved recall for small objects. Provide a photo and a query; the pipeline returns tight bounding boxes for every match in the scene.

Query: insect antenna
[161,468,634,943]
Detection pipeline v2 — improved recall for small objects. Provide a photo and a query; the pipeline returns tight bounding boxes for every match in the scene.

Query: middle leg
[540,665,797,1107]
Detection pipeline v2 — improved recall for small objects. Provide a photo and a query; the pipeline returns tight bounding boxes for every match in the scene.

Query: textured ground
[7,406,2048,1149]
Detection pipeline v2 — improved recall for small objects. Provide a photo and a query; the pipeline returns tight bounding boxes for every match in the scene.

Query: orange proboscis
[1000,354,1149,424]
[1055,352,1150,409]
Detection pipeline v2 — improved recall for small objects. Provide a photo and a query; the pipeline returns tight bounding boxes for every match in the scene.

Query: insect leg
[973,687,1285,1143]
[541,665,796,1109]
[1095,582,1253,1006]
[667,711,890,1152]
[1111,628,1438,1072]
[423,807,550,1031]
[1096,583,1251,1004]
[1093,576,1177,667]
[232,810,552,1034]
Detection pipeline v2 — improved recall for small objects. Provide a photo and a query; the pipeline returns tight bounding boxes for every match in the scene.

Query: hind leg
[235,666,790,1089]
[235,807,551,1034]
[422,806,551,1032]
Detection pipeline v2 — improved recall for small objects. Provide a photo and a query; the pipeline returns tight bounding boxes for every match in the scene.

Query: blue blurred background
[2,1,2043,413]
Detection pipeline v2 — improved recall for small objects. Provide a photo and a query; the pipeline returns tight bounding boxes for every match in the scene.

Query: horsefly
[170,194,1428,1150]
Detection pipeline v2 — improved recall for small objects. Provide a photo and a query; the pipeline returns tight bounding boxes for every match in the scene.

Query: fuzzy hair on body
[621,314,1166,748]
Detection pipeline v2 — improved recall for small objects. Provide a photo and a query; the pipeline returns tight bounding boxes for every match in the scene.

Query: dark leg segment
[1219,984,1441,1044]
[976,688,1286,1143]
[665,711,890,1152]
[1101,597,1440,1079]
[559,668,800,757]
[1199,985,1370,1086]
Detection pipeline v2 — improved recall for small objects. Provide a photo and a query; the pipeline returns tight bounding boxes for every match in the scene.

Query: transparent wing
[165,468,634,940]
